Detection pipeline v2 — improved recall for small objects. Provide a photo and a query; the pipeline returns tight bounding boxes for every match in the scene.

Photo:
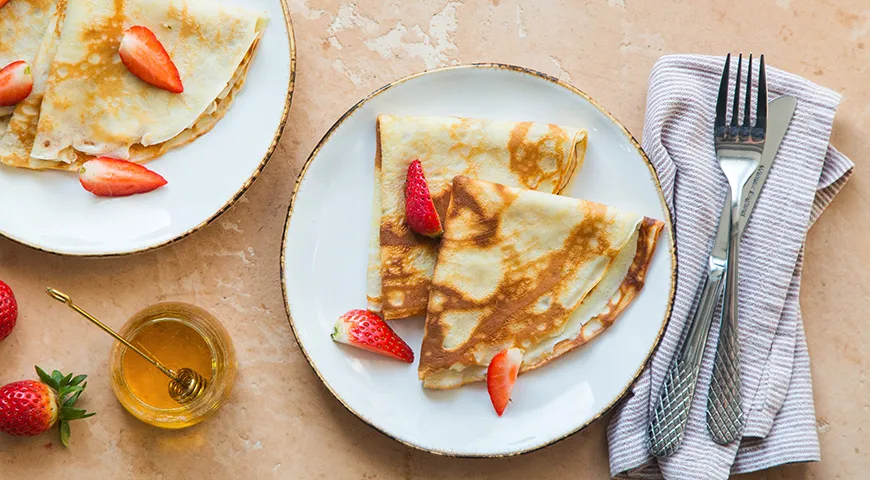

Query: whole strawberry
[0,280,17,342]
[0,366,95,446]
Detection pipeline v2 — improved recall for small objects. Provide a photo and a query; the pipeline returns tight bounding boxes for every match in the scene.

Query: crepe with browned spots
[0,0,57,122]
[0,0,266,170]
[367,115,587,319]
[419,176,663,389]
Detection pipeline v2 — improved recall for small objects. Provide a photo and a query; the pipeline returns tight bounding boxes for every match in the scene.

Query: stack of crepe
[367,114,588,319]
[418,176,664,388]
[0,0,267,170]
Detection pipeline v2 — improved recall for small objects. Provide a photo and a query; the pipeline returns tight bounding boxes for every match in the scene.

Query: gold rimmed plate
[281,64,675,457]
[0,0,295,256]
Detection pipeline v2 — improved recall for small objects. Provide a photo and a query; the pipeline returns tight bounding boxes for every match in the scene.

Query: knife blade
[648,95,797,457]
[711,96,797,240]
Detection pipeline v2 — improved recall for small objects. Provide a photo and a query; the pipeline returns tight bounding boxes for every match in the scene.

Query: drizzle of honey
[121,319,214,410]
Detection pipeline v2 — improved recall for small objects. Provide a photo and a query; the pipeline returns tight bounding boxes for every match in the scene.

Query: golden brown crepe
[418,176,664,389]
[0,0,266,170]
[0,0,65,168]
[0,0,57,120]
[368,115,587,319]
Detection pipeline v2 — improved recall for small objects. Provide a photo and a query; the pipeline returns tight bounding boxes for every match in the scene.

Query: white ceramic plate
[0,0,295,256]
[282,64,675,457]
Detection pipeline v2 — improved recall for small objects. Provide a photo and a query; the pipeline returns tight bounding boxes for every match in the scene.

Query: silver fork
[648,53,766,457]
[706,53,767,444]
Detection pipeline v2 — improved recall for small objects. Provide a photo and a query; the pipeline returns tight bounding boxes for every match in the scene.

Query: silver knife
[705,95,797,443]
[648,96,797,457]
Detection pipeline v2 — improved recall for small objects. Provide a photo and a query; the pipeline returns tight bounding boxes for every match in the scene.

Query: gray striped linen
[606,55,854,479]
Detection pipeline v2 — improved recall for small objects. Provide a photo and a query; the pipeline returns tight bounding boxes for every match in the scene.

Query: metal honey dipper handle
[46,288,208,405]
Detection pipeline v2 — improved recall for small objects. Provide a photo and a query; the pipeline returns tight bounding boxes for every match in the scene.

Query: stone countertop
[1,0,867,478]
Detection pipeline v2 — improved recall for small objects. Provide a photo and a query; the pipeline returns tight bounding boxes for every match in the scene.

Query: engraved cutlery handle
[649,265,726,458]
[706,206,745,444]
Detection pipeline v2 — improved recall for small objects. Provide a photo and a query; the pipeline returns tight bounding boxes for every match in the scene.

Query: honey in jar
[109,302,236,429]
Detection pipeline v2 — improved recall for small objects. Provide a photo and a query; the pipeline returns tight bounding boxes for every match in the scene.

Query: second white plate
[0,0,295,256]
[282,64,675,457]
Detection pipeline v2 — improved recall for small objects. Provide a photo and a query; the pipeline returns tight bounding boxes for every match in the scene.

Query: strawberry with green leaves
[0,366,95,446]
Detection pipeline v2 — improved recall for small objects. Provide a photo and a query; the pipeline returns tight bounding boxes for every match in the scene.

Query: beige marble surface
[1,0,868,478]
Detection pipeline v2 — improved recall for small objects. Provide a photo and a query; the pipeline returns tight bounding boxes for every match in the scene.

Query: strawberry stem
[33,366,96,447]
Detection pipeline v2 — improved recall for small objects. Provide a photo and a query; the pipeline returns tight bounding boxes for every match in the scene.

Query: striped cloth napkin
[606,54,854,479]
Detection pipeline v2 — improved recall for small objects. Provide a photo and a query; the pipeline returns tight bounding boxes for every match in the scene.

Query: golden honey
[121,319,213,409]
[110,303,236,429]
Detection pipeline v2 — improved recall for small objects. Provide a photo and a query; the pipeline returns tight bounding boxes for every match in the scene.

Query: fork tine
[742,54,753,128]
[715,53,731,128]
[730,53,742,127]
[755,54,767,131]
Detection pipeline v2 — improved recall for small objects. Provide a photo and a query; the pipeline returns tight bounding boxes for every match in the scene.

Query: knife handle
[706,204,745,444]
[648,263,726,458]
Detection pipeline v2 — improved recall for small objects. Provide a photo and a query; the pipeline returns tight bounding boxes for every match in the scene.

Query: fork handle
[648,262,726,457]
[706,198,746,444]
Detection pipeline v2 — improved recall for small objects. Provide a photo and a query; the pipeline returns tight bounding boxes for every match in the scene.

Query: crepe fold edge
[420,216,665,389]
[365,117,384,313]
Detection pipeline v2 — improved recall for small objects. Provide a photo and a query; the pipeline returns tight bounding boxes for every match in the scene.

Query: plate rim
[280,62,677,457]
[0,0,297,257]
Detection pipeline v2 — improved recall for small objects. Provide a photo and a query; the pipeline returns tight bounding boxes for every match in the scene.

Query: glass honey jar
[109,302,236,429]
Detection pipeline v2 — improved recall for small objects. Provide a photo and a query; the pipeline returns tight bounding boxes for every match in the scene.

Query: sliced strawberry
[404,159,443,237]
[0,61,33,107]
[79,157,167,197]
[487,348,523,416]
[331,309,414,363]
[118,26,183,94]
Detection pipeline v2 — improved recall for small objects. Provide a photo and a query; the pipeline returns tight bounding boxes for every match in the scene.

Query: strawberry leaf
[60,406,91,420]
[35,366,54,387]
[35,368,96,447]
[64,388,84,407]
[59,421,70,448]
[59,385,84,403]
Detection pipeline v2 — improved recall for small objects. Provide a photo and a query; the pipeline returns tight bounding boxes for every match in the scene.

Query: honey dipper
[46,288,208,405]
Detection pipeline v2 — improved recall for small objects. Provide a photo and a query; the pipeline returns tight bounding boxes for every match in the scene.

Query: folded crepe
[418,176,664,389]
[368,115,587,320]
[0,0,64,163]
[0,0,58,122]
[0,0,267,170]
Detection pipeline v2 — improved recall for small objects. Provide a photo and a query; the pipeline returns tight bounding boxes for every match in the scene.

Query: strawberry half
[0,366,95,447]
[118,26,183,94]
[331,309,414,363]
[79,157,167,197]
[487,348,523,416]
[0,61,33,107]
[0,281,18,343]
[404,159,443,237]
